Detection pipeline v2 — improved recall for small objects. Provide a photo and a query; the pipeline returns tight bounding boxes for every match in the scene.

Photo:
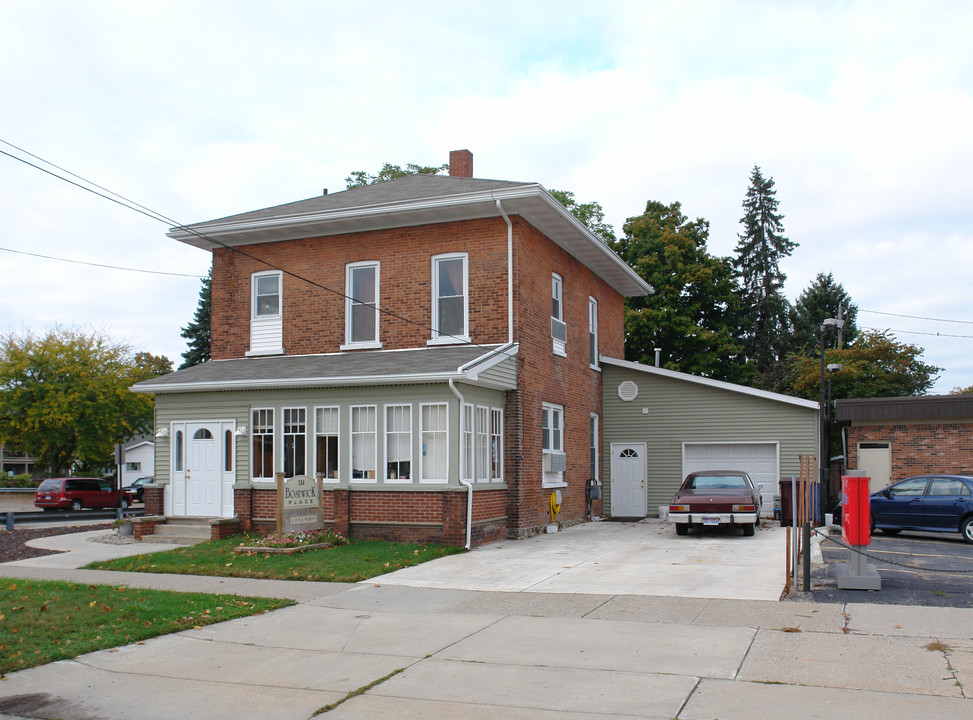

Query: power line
[0,246,205,278]
[859,308,973,326]
[861,326,973,340]
[0,139,498,355]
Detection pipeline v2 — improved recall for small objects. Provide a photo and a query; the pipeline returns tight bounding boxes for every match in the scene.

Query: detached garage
[600,358,819,518]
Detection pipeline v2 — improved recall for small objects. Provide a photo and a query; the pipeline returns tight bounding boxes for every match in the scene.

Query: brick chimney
[449,149,473,178]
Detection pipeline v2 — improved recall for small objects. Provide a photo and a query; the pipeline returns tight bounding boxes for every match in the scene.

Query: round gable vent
[617,380,638,402]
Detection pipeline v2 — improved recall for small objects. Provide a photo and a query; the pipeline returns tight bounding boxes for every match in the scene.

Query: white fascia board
[167,186,547,244]
[599,356,820,411]
[457,342,519,379]
[132,370,471,395]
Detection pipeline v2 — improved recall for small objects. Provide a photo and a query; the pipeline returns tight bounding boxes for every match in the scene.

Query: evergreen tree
[789,272,859,354]
[179,268,211,369]
[734,166,797,374]
[614,200,749,382]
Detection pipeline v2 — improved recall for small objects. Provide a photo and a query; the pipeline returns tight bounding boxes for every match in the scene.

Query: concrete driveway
[378,518,786,601]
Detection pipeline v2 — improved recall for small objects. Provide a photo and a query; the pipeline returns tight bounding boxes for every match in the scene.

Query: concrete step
[151,523,211,538]
[147,535,208,545]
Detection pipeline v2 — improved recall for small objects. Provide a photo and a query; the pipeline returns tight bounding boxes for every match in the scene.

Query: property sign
[276,474,324,535]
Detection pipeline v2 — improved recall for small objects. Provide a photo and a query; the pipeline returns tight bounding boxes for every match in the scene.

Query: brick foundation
[231,486,507,547]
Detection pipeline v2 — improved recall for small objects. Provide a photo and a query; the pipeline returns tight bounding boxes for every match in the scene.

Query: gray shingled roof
[185,175,530,228]
[133,344,515,394]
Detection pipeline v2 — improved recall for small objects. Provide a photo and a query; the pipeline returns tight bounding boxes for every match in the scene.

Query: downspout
[496,199,514,344]
[449,378,474,550]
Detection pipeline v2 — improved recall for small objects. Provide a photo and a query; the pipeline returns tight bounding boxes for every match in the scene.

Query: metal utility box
[841,474,872,546]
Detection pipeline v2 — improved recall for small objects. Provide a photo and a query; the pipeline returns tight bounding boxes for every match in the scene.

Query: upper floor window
[588,297,598,368]
[430,253,468,344]
[249,271,283,356]
[343,262,381,349]
[551,274,566,357]
[253,272,281,317]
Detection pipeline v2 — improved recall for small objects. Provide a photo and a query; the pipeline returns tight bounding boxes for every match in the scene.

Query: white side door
[610,443,647,517]
[187,422,222,517]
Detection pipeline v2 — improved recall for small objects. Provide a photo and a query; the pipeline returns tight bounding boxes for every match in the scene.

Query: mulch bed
[0,524,111,564]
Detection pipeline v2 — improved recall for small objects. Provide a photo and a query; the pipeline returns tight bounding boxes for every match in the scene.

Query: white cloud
[1,0,970,390]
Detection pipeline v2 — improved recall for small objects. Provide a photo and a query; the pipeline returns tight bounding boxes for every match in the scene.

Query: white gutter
[448,378,474,550]
[495,199,514,344]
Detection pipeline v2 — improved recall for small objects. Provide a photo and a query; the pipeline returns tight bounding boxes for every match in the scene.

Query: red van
[34,477,133,511]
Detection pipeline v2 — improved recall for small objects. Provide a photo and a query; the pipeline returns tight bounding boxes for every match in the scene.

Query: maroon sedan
[669,470,762,537]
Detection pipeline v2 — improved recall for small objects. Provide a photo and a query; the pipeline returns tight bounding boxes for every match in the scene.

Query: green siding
[602,364,818,516]
[152,382,506,489]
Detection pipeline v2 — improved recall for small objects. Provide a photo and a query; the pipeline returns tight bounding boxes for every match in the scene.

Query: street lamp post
[818,318,844,521]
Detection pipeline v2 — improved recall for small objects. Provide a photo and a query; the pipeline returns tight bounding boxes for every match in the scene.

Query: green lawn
[85,536,465,582]
[0,578,291,674]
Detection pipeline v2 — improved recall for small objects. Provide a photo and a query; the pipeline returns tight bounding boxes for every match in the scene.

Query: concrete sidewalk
[1,523,971,719]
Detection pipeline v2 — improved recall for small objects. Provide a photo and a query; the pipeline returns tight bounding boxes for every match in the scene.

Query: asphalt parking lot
[803,529,973,607]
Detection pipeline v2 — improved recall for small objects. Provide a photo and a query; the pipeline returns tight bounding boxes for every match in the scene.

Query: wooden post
[276,472,284,541]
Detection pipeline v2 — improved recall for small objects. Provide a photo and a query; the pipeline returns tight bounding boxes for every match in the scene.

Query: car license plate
[702,516,719,526]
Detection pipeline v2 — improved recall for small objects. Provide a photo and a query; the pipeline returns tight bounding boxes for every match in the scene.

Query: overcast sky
[2,0,971,393]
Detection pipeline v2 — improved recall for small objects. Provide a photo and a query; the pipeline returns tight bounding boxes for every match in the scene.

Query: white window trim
[250,407,275,483]
[350,404,378,483]
[420,401,449,484]
[552,273,566,357]
[590,412,599,482]
[384,403,413,483]
[428,252,470,345]
[314,405,341,483]
[475,405,490,483]
[281,406,308,479]
[342,261,383,350]
[589,296,599,370]
[461,403,474,483]
[491,407,504,483]
[247,270,284,357]
[252,270,282,320]
[542,402,566,489]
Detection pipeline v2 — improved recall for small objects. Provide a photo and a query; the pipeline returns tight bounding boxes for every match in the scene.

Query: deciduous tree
[0,328,170,475]
[613,200,749,382]
[550,189,615,243]
[345,162,448,189]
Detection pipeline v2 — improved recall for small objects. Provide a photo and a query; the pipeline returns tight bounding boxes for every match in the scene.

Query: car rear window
[689,475,748,490]
[37,479,61,492]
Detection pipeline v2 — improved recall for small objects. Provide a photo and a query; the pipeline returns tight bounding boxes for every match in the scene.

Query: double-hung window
[551,274,566,356]
[350,405,377,481]
[430,253,468,343]
[588,297,598,368]
[385,404,412,482]
[315,407,339,481]
[282,408,306,478]
[421,403,448,483]
[475,406,490,483]
[490,408,504,482]
[542,402,566,487]
[251,408,274,480]
[249,271,283,356]
[343,262,381,349]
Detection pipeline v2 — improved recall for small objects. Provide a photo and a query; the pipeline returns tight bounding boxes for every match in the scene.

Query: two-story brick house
[133,150,651,546]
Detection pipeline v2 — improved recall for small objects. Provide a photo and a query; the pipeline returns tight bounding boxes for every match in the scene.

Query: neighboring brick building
[133,150,651,546]
[836,395,973,492]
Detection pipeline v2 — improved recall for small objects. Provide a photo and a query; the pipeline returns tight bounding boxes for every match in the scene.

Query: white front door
[187,422,222,516]
[611,443,647,517]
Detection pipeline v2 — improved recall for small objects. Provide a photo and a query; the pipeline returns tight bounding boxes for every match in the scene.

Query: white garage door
[683,442,778,517]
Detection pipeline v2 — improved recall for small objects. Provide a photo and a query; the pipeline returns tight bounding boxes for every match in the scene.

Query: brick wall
[210,217,510,358]
[846,423,973,482]
[506,219,623,536]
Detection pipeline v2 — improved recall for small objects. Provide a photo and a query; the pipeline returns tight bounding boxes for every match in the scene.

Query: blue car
[836,475,973,544]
